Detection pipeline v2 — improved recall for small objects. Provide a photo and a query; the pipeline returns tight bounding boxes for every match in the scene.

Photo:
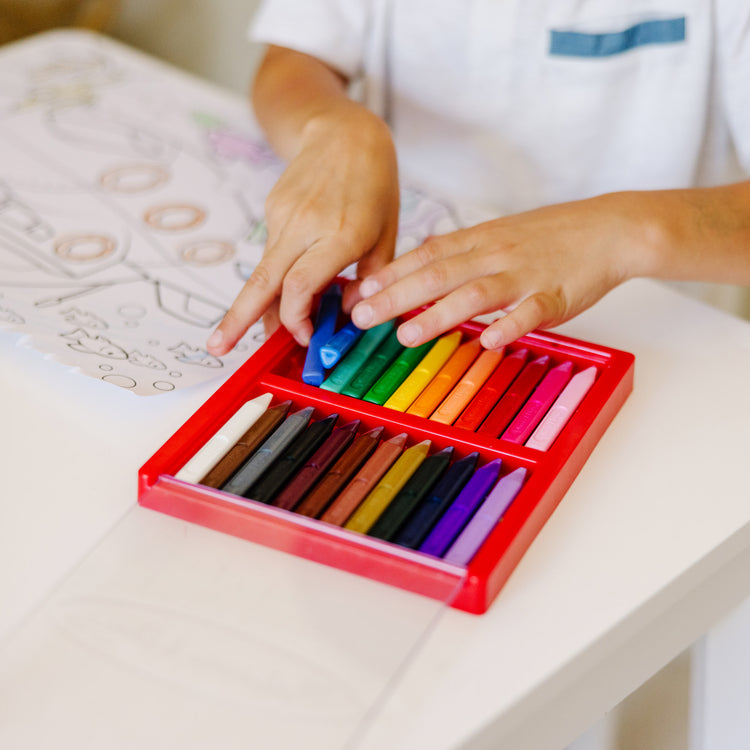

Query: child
[206,1,750,357]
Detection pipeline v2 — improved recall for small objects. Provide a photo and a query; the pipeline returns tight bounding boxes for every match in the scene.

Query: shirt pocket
[548,16,686,58]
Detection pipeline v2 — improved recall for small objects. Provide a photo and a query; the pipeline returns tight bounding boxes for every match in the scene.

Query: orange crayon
[431,348,505,425]
[406,339,482,418]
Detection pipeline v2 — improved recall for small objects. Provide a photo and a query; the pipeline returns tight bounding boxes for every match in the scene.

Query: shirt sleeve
[249,0,370,80]
[716,1,750,175]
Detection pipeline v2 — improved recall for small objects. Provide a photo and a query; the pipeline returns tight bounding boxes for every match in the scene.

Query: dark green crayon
[320,320,395,393]
[368,446,454,541]
[340,329,404,399]
[244,413,339,503]
[363,338,436,405]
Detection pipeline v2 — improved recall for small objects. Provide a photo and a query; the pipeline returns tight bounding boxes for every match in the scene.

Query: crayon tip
[364,425,385,439]
[292,405,315,419]
[319,349,338,368]
[388,432,409,448]
[340,419,361,432]
[434,446,455,458]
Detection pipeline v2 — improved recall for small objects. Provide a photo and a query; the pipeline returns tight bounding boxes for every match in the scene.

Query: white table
[3,277,750,749]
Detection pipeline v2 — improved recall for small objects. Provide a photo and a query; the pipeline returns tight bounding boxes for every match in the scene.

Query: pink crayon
[501,361,574,444]
[525,366,597,451]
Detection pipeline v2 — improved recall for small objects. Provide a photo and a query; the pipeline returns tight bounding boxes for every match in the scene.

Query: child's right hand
[207,102,399,355]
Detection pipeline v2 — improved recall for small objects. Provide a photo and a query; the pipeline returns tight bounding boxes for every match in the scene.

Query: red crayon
[453,348,529,431]
[296,426,384,518]
[320,433,408,527]
[477,355,550,438]
[272,419,360,511]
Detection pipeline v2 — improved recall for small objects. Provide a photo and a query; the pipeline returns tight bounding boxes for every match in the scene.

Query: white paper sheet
[0,30,463,394]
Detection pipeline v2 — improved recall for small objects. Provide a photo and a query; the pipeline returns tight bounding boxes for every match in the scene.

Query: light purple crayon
[443,467,527,565]
[418,458,503,558]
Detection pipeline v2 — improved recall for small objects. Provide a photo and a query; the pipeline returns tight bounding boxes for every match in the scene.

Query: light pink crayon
[501,361,574,444]
[525,366,597,450]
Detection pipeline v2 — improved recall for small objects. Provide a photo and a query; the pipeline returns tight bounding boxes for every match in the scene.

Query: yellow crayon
[383,331,462,412]
[344,440,431,534]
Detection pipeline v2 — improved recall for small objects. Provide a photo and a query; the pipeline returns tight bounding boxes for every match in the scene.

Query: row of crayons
[175,393,527,565]
[301,285,597,450]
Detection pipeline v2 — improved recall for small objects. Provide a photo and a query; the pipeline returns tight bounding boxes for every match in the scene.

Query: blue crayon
[393,452,479,549]
[302,284,341,386]
[418,458,503,558]
[320,320,364,368]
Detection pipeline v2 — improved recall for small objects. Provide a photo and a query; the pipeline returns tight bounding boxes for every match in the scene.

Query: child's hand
[350,192,652,349]
[207,103,399,354]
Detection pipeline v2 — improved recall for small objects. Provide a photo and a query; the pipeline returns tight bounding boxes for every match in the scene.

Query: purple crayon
[419,458,503,558]
[443,467,527,565]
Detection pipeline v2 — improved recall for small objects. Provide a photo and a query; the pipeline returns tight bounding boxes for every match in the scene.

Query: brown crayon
[200,399,292,488]
[296,426,384,518]
[320,432,408,527]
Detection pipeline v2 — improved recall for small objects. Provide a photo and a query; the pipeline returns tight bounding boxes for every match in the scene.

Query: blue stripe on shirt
[550,17,686,57]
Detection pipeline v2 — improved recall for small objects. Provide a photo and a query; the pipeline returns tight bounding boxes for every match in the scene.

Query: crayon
[320,433,407,526]
[430,348,505,425]
[320,321,364,368]
[443,467,527,565]
[201,399,292,488]
[320,320,395,393]
[363,338,436,405]
[296,426,384,518]
[419,458,503,557]
[453,348,529,431]
[341,329,404,398]
[368,446,454,541]
[502,361,574,443]
[245,414,339,503]
[526,366,597,450]
[302,283,341,386]
[345,440,431,533]
[272,419,360,511]
[221,406,315,496]
[383,331,462,412]
[477,355,550,438]
[406,339,482,418]
[393,452,480,549]
[174,392,273,484]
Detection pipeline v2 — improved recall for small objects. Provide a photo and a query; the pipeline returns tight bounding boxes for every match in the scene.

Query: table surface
[2,276,750,749]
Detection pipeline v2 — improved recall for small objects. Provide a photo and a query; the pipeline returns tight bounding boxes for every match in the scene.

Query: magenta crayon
[477,355,549,438]
[453,348,529,431]
[443,467,527,565]
[502,361,574,443]
[526,366,597,450]
[419,458,503,558]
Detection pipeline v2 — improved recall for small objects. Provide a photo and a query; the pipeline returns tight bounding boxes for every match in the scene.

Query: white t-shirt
[250,0,750,216]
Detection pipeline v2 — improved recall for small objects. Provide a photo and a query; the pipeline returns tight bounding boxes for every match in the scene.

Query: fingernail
[351,303,373,327]
[480,330,502,350]
[399,321,420,346]
[359,278,381,298]
[207,328,223,351]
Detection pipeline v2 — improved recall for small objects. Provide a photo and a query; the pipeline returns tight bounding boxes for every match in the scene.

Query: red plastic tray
[139,318,634,614]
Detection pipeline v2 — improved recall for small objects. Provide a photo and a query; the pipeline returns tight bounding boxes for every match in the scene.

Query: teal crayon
[320,320,395,393]
[363,338,436,405]
[245,413,339,503]
[221,406,314,496]
[368,446,454,541]
[341,329,404,399]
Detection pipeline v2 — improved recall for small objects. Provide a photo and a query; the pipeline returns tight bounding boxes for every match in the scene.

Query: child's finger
[479,292,565,350]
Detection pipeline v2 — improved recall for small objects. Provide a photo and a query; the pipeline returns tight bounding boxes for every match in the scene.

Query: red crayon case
[139,313,634,614]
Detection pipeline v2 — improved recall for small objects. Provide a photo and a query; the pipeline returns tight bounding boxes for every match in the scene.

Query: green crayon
[341,329,404,399]
[363,338,436,405]
[320,320,395,393]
